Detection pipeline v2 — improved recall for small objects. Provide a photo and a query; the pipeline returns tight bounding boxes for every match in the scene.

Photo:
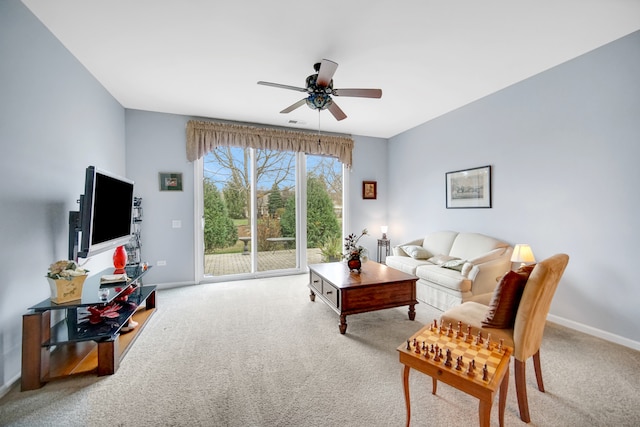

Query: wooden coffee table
[398,322,512,427]
[308,261,418,334]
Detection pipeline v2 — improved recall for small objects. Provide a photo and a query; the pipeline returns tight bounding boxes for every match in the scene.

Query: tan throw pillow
[427,254,458,265]
[482,270,529,328]
[441,258,466,271]
[400,245,432,259]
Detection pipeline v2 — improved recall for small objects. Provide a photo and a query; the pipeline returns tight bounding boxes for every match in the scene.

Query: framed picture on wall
[159,172,183,191]
[363,181,377,200]
[445,165,491,208]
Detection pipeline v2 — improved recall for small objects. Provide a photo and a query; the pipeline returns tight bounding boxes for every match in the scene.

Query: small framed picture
[445,165,491,208]
[363,181,377,200]
[159,172,183,191]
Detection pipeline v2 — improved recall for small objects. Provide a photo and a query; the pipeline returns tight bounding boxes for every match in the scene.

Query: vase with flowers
[46,260,89,304]
[343,229,369,272]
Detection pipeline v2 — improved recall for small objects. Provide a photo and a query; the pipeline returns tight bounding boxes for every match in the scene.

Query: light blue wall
[0,0,127,393]
[388,30,640,347]
[125,110,195,285]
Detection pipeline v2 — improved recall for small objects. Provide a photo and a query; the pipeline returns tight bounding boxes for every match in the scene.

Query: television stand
[21,266,156,391]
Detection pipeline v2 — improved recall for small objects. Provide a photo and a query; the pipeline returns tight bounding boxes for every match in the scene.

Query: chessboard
[400,319,512,384]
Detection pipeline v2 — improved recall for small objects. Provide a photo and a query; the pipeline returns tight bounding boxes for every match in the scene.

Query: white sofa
[385,231,513,311]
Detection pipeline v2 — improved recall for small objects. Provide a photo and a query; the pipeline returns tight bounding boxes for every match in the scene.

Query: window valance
[186,120,353,166]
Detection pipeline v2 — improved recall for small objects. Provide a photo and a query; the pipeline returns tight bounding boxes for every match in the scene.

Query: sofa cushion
[449,232,509,261]
[385,256,431,275]
[421,231,459,258]
[416,264,472,293]
[482,270,529,328]
[401,245,432,259]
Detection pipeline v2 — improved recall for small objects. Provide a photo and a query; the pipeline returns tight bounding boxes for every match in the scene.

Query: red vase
[113,245,128,273]
[348,257,361,272]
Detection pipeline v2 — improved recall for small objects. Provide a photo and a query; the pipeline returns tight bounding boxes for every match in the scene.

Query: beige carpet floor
[1,273,639,426]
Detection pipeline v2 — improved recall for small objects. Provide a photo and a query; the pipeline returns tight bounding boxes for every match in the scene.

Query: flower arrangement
[343,229,369,261]
[47,260,88,279]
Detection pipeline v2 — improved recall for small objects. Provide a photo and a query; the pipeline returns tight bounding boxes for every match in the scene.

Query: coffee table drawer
[323,282,339,308]
[310,272,323,294]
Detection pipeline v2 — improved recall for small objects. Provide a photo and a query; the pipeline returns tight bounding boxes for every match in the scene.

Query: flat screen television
[72,166,135,259]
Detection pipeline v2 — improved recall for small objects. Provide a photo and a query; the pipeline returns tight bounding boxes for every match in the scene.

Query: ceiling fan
[257,59,382,121]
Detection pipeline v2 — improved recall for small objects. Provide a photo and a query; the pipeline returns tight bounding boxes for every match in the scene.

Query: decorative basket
[47,275,87,304]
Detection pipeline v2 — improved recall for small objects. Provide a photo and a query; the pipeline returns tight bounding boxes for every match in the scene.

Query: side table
[377,238,390,263]
[398,321,512,427]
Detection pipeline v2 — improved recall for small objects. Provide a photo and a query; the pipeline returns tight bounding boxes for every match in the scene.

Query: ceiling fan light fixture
[306,93,332,110]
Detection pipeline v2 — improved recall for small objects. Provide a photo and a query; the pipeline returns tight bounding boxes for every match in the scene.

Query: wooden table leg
[339,315,347,334]
[479,398,491,427]
[408,304,416,321]
[499,363,509,427]
[432,377,437,395]
[402,365,411,427]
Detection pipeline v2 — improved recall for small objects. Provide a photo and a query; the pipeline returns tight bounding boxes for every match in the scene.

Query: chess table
[398,321,512,427]
[308,261,418,334]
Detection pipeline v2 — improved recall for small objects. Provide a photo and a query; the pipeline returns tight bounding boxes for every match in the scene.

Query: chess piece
[498,339,504,353]
[447,322,453,337]
[466,325,472,342]
[433,319,438,330]
[433,345,441,362]
[466,360,475,376]
[444,349,452,367]
[482,363,489,381]
[423,348,430,359]
[456,321,463,339]
[485,334,492,350]
[455,356,463,371]
[415,340,422,354]
[413,338,417,348]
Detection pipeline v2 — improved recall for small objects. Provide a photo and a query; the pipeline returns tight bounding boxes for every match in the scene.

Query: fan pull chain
[317,110,322,148]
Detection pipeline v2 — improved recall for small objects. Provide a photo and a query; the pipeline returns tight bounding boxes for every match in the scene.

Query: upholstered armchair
[440,253,569,423]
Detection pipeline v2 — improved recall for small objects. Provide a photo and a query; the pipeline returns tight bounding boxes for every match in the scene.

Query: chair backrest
[512,253,569,361]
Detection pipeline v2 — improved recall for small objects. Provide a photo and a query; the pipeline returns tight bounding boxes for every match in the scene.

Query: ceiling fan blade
[258,81,306,92]
[328,102,347,121]
[316,59,338,87]
[280,98,307,114]
[333,88,382,98]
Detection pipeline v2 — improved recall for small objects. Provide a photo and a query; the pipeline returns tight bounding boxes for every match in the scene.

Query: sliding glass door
[197,147,343,280]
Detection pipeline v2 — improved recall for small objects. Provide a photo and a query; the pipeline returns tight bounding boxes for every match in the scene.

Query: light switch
[172,220,182,228]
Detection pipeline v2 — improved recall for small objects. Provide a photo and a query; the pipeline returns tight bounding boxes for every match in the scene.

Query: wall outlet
[172,220,182,228]
[157,260,167,266]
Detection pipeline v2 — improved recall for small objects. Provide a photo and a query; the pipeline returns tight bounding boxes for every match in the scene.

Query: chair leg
[514,359,531,423]
[533,350,545,392]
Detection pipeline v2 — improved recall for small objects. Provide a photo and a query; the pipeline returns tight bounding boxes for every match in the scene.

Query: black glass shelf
[45,285,155,346]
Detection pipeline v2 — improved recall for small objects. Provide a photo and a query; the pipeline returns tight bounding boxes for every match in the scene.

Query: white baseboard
[547,314,640,351]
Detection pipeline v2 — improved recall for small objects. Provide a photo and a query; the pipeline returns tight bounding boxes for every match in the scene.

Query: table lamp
[511,244,536,268]
[381,225,388,240]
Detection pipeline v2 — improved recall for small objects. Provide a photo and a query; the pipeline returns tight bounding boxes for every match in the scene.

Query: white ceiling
[22,0,640,139]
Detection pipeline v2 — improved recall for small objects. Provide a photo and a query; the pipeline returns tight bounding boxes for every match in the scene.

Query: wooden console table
[21,266,156,391]
[308,261,417,334]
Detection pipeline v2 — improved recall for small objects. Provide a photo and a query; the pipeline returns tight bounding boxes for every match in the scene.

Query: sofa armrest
[466,257,512,295]
[392,238,424,256]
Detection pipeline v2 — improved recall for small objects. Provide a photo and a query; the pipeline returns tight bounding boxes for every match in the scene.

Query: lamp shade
[380,225,388,239]
[511,244,536,265]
